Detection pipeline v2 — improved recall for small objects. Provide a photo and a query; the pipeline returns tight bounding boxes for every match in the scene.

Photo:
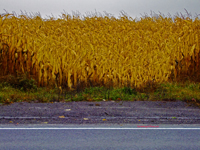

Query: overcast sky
[0,0,200,19]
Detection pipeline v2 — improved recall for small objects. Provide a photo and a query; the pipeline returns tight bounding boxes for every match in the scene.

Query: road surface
[0,101,200,124]
[0,101,200,149]
[0,124,200,150]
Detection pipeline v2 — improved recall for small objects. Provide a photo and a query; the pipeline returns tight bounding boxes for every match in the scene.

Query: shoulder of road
[0,100,200,124]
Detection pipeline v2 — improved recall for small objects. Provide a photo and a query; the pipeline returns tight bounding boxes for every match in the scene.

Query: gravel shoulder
[0,100,200,124]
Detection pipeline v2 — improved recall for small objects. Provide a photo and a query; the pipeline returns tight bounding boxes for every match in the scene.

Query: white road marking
[0,116,200,119]
[0,128,200,130]
[79,107,132,109]
[78,107,200,111]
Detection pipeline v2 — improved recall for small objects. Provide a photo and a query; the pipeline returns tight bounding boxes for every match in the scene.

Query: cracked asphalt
[0,100,200,124]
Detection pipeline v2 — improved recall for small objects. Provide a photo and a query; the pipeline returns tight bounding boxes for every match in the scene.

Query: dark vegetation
[0,73,199,108]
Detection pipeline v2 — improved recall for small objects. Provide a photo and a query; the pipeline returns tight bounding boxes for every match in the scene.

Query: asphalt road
[0,124,200,150]
[0,101,200,124]
[0,100,200,149]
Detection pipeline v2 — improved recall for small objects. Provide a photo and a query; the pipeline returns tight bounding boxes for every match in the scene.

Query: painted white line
[78,107,200,111]
[1,116,200,119]
[79,107,132,109]
[0,128,200,130]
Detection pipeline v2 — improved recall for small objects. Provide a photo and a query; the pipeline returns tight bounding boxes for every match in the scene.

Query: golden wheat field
[0,12,200,90]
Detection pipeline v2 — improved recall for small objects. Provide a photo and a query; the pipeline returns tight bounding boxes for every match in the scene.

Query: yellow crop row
[0,13,200,90]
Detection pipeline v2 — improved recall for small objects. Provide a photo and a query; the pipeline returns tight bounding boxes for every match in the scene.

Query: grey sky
[0,0,200,19]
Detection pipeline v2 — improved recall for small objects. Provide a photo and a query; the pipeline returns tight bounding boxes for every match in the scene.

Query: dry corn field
[0,13,200,91]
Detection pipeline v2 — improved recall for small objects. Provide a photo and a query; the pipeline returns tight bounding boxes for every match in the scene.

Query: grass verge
[0,75,200,107]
